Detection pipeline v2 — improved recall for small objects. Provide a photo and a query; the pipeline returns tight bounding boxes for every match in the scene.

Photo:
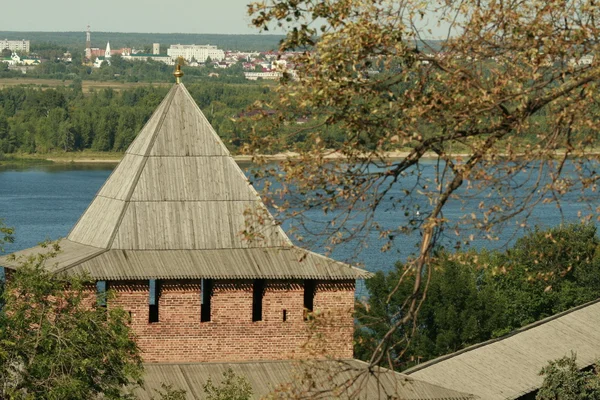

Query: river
[0,160,596,297]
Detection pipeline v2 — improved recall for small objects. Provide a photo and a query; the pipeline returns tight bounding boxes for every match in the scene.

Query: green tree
[203,368,253,400]
[356,252,504,369]
[0,219,14,252]
[537,354,600,400]
[0,245,143,399]
[494,224,600,334]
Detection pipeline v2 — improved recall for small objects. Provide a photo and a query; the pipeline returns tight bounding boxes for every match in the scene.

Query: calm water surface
[0,161,596,295]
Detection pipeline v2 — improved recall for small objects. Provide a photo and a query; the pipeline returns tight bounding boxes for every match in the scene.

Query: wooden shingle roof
[68,84,289,251]
[405,298,600,399]
[1,83,370,280]
[133,359,478,399]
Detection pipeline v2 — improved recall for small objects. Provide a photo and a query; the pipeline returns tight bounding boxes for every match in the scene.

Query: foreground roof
[405,298,600,399]
[133,359,478,400]
[0,83,369,280]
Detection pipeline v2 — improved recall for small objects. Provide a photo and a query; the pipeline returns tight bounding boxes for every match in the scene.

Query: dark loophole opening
[201,279,213,322]
[304,279,316,321]
[149,304,159,323]
[148,279,160,323]
[252,279,265,322]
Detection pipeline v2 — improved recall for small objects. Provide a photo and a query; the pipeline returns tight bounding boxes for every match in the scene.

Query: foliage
[355,224,600,369]
[30,42,69,61]
[203,368,253,400]
[537,354,600,400]
[151,383,187,400]
[0,82,272,154]
[0,218,14,252]
[494,224,600,333]
[0,244,143,399]
[248,0,600,367]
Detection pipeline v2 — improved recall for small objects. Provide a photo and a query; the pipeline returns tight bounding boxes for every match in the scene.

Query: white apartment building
[0,39,30,53]
[122,53,174,66]
[244,71,282,80]
[167,44,225,63]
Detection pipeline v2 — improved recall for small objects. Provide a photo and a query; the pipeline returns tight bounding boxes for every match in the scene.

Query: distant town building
[60,52,72,63]
[225,51,260,62]
[1,52,40,66]
[153,43,160,55]
[0,39,30,53]
[92,43,113,68]
[167,44,225,63]
[122,52,174,65]
[244,71,283,80]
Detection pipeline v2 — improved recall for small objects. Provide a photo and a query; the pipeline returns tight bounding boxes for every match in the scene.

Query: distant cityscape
[1,26,301,81]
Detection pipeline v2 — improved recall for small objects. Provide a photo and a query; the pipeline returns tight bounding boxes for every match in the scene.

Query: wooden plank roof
[132,359,478,399]
[1,83,369,280]
[405,298,600,399]
[67,84,290,251]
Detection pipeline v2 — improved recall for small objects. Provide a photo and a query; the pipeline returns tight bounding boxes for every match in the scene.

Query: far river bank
[2,149,599,167]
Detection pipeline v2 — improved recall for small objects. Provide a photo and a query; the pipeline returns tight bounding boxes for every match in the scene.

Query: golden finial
[174,57,184,84]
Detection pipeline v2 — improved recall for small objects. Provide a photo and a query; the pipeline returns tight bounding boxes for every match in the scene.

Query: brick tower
[1,79,369,363]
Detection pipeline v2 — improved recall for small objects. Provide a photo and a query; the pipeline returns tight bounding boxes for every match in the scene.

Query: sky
[1,0,261,34]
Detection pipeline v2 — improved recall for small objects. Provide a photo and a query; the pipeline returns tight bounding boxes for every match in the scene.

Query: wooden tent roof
[405,298,600,399]
[132,359,478,399]
[1,84,369,280]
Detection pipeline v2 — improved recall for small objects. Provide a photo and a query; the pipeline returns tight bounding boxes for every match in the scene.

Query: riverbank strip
[42,151,459,164]
[2,149,599,166]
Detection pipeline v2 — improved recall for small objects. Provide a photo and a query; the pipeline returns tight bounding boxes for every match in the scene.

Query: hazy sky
[2,0,260,34]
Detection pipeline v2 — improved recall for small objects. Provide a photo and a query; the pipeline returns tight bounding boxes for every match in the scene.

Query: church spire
[105,42,111,59]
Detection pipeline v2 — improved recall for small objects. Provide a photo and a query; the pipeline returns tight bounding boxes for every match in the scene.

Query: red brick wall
[108,279,355,363]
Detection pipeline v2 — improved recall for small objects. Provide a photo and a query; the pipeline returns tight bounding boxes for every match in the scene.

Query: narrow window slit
[252,279,265,322]
[201,279,212,322]
[283,309,287,322]
[96,280,108,308]
[304,279,316,321]
[149,279,160,323]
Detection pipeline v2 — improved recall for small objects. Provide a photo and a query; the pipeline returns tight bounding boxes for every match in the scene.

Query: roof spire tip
[174,57,184,84]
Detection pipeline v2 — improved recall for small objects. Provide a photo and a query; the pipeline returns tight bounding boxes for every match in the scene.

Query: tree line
[0,82,272,155]
[0,31,284,53]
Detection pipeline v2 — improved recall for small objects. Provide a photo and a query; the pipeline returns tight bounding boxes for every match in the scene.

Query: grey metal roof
[1,83,370,280]
[132,359,478,399]
[405,298,600,399]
